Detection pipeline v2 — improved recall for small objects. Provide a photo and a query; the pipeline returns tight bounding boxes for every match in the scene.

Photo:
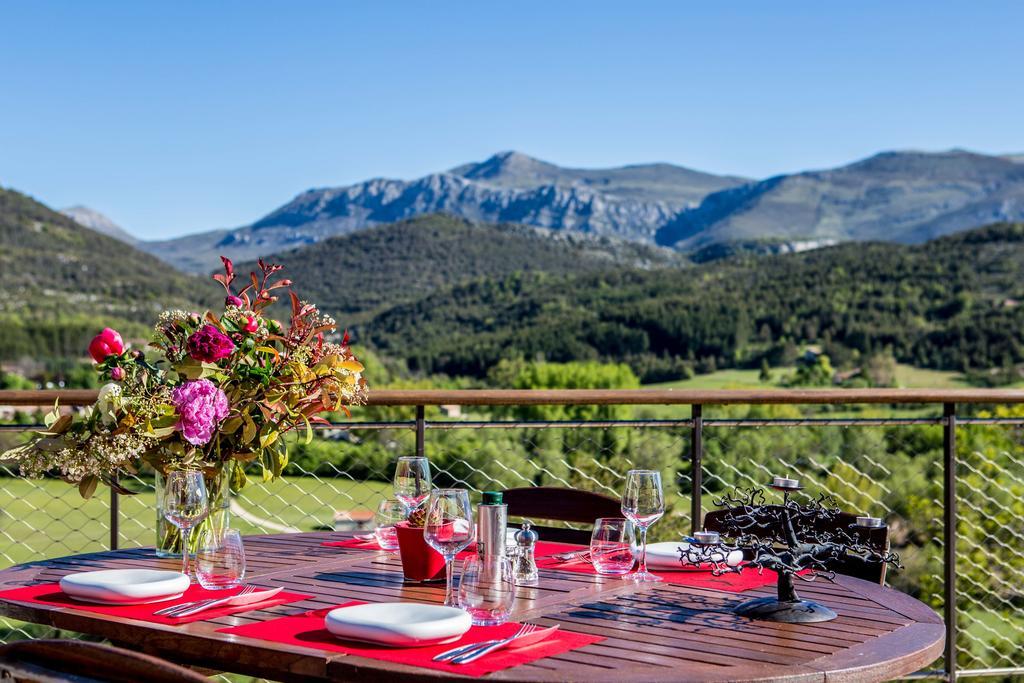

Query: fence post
[109,481,119,551]
[415,405,425,457]
[690,404,703,535]
[943,402,957,682]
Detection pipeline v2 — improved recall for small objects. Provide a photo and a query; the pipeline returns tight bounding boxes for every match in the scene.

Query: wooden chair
[0,640,209,683]
[703,506,892,584]
[501,486,622,544]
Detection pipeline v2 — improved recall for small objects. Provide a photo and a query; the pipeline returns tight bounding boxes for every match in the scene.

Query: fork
[451,624,541,664]
[153,585,257,618]
[550,550,591,564]
[432,623,534,662]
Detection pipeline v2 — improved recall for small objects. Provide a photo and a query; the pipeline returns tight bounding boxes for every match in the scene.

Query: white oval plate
[59,569,189,605]
[325,602,472,647]
[644,542,743,571]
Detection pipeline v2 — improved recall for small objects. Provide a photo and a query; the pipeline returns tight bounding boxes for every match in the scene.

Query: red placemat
[0,583,311,625]
[535,555,786,592]
[218,601,603,678]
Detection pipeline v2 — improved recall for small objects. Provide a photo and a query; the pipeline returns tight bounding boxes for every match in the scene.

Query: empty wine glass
[459,555,516,625]
[162,470,209,581]
[621,469,664,583]
[195,528,246,590]
[423,488,474,607]
[373,498,406,551]
[393,456,432,514]
[590,517,636,576]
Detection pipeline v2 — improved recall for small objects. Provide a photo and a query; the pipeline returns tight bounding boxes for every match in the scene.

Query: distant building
[439,404,462,418]
[333,509,374,532]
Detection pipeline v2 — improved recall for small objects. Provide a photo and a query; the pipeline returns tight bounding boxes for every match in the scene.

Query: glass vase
[155,466,232,558]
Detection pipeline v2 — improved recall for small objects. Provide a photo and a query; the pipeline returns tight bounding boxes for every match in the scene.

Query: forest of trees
[365,223,1024,382]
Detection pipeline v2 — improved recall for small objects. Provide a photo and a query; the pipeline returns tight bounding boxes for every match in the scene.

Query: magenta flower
[171,379,229,446]
[225,295,244,307]
[186,324,235,362]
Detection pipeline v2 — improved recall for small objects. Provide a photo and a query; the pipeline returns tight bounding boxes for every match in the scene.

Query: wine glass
[621,469,664,582]
[162,470,209,581]
[423,488,474,607]
[393,456,432,514]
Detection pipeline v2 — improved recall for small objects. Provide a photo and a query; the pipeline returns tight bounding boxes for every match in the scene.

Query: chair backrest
[502,487,622,544]
[0,640,210,683]
[703,506,891,584]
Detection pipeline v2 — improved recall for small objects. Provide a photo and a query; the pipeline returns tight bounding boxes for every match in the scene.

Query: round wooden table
[0,533,943,682]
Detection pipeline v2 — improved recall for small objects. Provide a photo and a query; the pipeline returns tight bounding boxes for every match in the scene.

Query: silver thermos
[477,491,507,560]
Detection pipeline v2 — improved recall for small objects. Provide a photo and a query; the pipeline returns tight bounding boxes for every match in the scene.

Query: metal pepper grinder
[513,520,539,586]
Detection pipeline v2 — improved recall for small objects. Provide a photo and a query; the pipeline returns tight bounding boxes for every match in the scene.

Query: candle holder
[679,486,900,624]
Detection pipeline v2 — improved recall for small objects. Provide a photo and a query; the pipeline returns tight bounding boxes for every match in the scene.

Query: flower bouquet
[4,257,367,554]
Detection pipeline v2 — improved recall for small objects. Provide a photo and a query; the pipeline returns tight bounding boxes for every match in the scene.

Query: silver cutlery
[433,623,534,662]
[153,584,261,618]
[549,550,591,564]
[451,624,546,664]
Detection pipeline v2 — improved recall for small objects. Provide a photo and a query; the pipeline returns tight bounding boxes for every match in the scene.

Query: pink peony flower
[88,328,124,363]
[243,315,258,333]
[225,295,244,307]
[171,379,229,446]
[186,324,235,362]
[110,366,125,381]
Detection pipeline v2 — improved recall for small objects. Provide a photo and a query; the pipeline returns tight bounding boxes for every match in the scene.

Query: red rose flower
[88,328,124,363]
[186,324,236,363]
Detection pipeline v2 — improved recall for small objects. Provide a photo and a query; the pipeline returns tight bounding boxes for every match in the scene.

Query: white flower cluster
[17,432,150,484]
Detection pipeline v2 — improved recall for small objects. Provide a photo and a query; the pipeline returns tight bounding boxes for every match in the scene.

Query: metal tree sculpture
[679,485,901,623]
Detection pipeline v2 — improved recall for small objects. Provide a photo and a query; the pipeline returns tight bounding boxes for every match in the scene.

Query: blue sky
[1,1,1021,239]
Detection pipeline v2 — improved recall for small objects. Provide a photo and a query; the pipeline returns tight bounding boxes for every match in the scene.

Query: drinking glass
[590,517,636,576]
[373,498,405,551]
[393,456,432,514]
[423,488,474,607]
[162,470,209,580]
[458,555,516,625]
[195,528,246,590]
[621,469,664,582]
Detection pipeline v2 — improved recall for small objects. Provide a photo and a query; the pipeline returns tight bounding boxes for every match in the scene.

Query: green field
[0,476,391,569]
[645,363,973,391]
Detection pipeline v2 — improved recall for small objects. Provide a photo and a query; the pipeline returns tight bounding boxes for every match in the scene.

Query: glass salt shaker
[513,520,539,585]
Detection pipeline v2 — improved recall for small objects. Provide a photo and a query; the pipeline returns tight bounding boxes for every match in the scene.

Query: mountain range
[130,148,1024,273]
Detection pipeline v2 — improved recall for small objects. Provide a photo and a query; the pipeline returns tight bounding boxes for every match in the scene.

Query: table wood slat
[0,532,943,682]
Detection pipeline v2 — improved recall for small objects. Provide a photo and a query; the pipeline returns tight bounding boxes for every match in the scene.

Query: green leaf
[79,476,99,499]
[241,413,257,444]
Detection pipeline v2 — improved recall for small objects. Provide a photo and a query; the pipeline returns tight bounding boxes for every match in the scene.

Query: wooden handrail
[2,387,1024,407]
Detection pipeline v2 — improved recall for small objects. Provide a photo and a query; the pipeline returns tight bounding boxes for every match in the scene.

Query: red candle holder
[394,521,447,582]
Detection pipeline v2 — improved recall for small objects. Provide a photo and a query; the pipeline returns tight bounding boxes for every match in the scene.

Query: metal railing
[4,388,1024,681]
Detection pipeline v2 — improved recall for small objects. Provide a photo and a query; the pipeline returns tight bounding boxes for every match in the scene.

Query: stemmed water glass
[162,470,209,581]
[393,456,432,514]
[621,469,664,583]
[423,488,474,607]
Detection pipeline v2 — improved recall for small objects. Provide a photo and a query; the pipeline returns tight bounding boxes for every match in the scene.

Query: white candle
[693,530,720,545]
[772,476,799,489]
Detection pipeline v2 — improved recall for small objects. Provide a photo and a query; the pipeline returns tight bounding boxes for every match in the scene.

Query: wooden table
[0,533,943,682]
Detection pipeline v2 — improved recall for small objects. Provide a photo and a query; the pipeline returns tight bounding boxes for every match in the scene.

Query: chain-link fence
[2,396,1024,680]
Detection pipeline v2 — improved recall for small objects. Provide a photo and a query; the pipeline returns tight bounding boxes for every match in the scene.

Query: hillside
[364,223,1024,381]
[144,148,1024,274]
[61,205,137,244]
[0,187,207,362]
[142,151,747,273]
[657,150,1024,249]
[235,214,686,323]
